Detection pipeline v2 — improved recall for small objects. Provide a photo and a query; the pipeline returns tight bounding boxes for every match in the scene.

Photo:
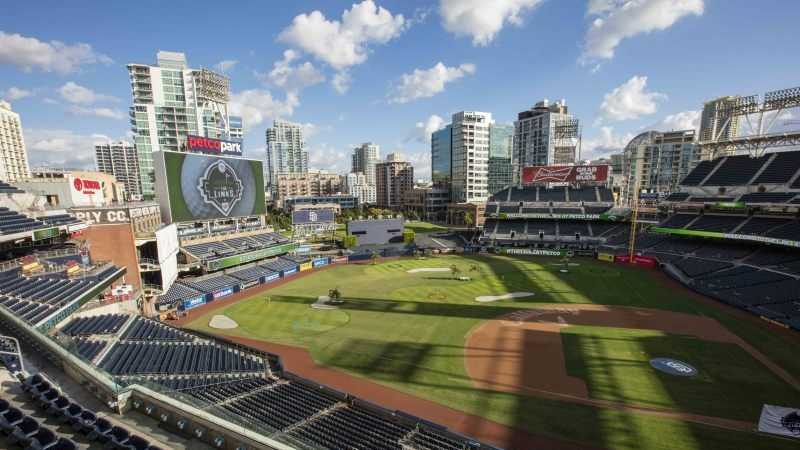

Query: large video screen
[156,151,265,222]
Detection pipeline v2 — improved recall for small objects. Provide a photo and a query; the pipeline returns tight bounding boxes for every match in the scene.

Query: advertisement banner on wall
[522,165,609,185]
[155,151,265,223]
[299,262,313,271]
[240,280,259,290]
[332,256,349,264]
[212,287,234,299]
[652,226,800,249]
[262,272,280,283]
[68,175,105,206]
[614,254,658,268]
[312,257,329,268]
[500,248,569,257]
[283,267,298,276]
[597,252,615,262]
[183,296,206,311]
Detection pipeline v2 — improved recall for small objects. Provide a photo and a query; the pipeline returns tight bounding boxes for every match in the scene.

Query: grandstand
[0,307,499,450]
[595,151,800,330]
[179,230,296,273]
[481,182,627,248]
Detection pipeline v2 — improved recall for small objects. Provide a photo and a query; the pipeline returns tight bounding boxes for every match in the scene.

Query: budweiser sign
[522,165,609,184]
[186,135,242,156]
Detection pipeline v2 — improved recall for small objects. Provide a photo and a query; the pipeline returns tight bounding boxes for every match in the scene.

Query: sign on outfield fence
[758,404,800,438]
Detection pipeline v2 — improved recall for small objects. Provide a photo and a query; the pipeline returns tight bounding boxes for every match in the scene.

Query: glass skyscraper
[488,123,513,195]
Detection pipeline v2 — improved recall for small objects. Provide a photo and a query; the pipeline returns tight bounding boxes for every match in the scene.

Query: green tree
[370,251,379,265]
[450,264,461,279]
[464,211,474,228]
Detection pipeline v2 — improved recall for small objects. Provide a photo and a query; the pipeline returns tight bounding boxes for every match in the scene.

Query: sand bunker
[312,295,339,310]
[209,315,238,329]
[475,292,535,303]
[407,268,451,273]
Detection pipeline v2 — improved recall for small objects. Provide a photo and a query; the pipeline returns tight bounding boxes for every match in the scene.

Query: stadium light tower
[701,86,800,158]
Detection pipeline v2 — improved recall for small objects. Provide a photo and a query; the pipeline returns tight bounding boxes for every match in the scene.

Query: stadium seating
[680,160,717,185]
[0,208,47,235]
[182,232,289,262]
[507,187,537,202]
[659,214,698,229]
[739,192,798,203]
[261,257,298,274]
[155,283,202,310]
[665,192,690,201]
[752,151,800,184]
[121,316,193,341]
[73,339,106,361]
[686,215,743,233]
[39,214,81,226]
[99,341,265,375]
[228,265,276,283]
[703,155,770,186]
[0,265,122,327]
[61,314,128,336]
[568,187,597,202]
[0,181,25,194]
[538,187,566,202]
[182,274,240,294]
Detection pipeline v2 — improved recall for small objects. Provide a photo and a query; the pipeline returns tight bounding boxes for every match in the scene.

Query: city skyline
[2,1,799,180]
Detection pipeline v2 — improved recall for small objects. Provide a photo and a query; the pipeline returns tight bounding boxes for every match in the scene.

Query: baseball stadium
[0,143,798,450]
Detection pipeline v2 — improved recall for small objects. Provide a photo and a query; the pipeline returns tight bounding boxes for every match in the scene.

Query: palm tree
[370,251,379,265]
[450,264,461,279]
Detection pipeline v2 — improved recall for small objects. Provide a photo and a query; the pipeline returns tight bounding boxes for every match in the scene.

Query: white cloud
[229,89,299,128]
[24,128,111,168]
[582,126,635,159]
[58,81,117,104]
[0,31,112,74]
[406,150,431,180]
[66,105,125,120]
[308,143,350,173]
[1,87,32,101]
[389,62,475,104]
[214,59,238,73]
[654,110,700,131]
[262,50,325,94]
[581,0,704,63]
[278,1,406,71]
[408,114,446,143]
[439,0,542,46]
[331,72,352,94]
[599,75,666,122]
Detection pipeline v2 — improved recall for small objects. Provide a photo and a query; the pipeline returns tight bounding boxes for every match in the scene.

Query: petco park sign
[187,135,242,156]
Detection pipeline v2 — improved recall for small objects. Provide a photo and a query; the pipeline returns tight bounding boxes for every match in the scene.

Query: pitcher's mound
[312,295,340,310]
[209,315,239,329]
[475,292,534,303]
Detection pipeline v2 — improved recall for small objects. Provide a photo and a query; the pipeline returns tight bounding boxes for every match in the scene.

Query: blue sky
[2,0,799,179]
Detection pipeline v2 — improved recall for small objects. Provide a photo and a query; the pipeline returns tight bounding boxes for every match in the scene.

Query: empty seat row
[61,314,128,336]
[99,341,265,375]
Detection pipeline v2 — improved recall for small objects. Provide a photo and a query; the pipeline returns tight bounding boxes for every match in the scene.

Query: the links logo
[197,160,243,216]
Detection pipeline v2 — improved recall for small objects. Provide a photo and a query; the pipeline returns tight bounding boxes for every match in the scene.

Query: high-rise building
[699,96,740,143]
[621,130,698,205]
[127,51,235,199]
[345,172,376,205]
[0,101,30,182]
[351,143,379,186]
[274,170,341,204]
[450,111,491,203]
[376,155,413,208]
[488,123,513,195]
[94,141,142,200]
[266,119,308,192]
[513,99,579,182]
[431,125,452,189]
[229,115,244,141]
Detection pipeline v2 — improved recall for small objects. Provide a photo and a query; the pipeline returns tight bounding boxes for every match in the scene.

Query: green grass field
[404,220,448,234]
[186,255,800,450]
